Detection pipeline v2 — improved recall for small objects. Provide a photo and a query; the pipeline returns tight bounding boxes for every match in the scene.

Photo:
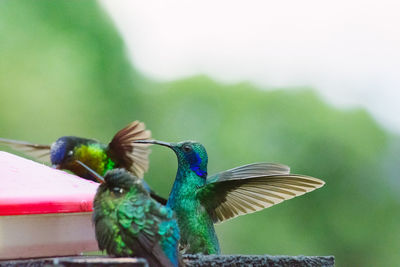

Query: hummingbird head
[172,141,208,178]
[99,168,144,198]
[135,140,208,179]
[50,136,77,168]
[94,169,147,220]
[75,160,145,206]
[50,136,93,169]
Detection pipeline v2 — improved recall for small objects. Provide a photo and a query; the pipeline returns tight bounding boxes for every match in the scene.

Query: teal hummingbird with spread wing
[0,121,166,204]
[135,140,325,254]
[76,161,181,267]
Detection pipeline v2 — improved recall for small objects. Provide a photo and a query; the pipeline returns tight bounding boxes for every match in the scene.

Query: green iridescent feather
[74,143,115,175]
[93,169,180,267]
[167,167,220,254]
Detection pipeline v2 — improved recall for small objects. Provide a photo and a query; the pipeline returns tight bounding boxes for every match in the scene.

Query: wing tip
[208,173,326,224]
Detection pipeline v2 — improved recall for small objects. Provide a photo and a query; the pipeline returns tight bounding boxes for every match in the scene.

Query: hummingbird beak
[134,139,173,148]
[75,160,105,184]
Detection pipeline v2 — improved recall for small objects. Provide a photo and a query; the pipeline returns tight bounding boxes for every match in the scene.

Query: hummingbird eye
[182,144,192,153]
[67,150,73,157]
[111,186,124,196]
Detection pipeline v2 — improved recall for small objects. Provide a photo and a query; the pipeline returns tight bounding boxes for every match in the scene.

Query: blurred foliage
[0,1,399,266]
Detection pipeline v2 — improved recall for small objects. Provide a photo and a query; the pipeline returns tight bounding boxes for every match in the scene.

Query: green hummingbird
[135,140,325,254]
[0,121,166,204]
[75,160,181,267]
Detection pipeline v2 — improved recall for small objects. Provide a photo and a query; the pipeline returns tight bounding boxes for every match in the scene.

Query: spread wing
[207,162,291,183]
[108,121,152,178]
[0,137,51,162]
[198,173,325,224]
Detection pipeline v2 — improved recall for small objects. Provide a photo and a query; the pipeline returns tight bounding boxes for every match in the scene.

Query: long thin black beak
[134,139,172,148]
[75,160,105,184]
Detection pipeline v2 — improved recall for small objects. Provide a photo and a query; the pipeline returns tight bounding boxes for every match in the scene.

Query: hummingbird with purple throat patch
[135,139,325,254]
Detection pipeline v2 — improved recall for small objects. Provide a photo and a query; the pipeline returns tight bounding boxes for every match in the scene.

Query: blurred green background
[0,1,399,266]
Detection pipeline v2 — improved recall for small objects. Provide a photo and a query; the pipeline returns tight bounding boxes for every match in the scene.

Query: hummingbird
[0,121,167,204]
[75,160,182,267]
[135,140,325,254]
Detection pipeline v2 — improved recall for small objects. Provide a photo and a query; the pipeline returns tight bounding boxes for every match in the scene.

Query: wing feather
[117,199,175,267]
[107,121,151,178]
[199,174,325,223]
[207,162,290,183]
[0,137,51,162]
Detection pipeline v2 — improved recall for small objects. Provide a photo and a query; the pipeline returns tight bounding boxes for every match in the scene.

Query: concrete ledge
[0,254,334,267]
[184,254,335,267]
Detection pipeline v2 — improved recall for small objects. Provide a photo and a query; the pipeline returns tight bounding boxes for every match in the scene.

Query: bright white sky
[102,0,400,133]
